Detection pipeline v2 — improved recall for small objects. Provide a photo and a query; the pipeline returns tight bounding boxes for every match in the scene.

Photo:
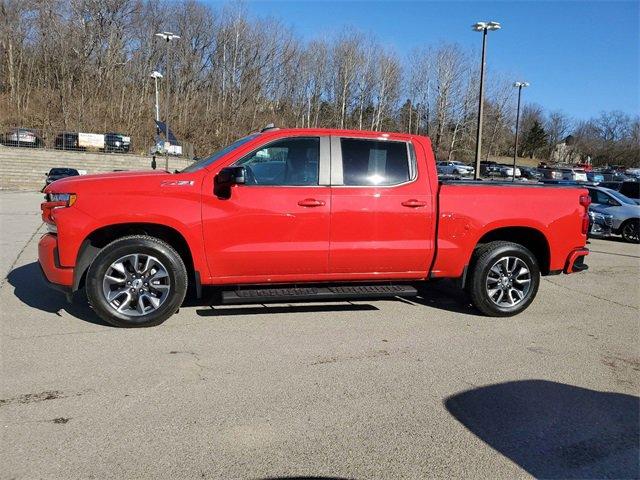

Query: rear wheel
[86,235,187,327]
[468,241,540,317]
[621,219,639,243]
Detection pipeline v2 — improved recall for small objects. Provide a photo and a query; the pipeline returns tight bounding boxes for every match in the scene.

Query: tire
[86,235,187,327]
[468,241,540,317]
[620,219,640,244]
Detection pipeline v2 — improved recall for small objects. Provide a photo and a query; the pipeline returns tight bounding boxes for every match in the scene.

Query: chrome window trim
[330,136,418,188]
[330,136,344,185]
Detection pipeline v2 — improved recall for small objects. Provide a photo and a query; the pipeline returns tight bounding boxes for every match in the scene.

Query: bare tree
[1,0,637,166]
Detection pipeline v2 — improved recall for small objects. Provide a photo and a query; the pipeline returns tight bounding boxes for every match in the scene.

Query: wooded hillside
[1,0,638,165]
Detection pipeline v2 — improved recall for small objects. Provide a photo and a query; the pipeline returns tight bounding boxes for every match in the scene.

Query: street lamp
[472,21,501,180]
[512,81,530,181]
[149,71,163,122]
[155,32,180,169]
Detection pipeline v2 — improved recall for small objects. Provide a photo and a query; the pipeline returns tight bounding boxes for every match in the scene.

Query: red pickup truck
[40,127,590,327]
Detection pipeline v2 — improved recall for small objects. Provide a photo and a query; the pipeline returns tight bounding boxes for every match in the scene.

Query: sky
[206,0,639,121]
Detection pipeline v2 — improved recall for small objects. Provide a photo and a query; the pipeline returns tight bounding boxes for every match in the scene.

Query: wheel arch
[73,222,196,292]
[473,226,551,276]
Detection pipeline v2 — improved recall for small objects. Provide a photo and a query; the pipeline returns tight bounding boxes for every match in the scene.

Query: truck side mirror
[214,166,246,199]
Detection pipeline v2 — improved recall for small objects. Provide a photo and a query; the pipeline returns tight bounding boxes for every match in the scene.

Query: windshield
[180,134,259,173]
[605,188,637,206]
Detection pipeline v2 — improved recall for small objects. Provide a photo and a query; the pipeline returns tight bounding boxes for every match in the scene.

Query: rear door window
[339,138,412,186]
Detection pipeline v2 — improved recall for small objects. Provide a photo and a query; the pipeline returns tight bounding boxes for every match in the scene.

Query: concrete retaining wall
[0,146,193,191]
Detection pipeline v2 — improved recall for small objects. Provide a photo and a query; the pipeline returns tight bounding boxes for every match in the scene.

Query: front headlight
[42,193,77,228]
[46,193,77,206]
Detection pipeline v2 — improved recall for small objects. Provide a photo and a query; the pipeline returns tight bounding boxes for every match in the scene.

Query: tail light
[580,194,591,235]
[579,195,591,208]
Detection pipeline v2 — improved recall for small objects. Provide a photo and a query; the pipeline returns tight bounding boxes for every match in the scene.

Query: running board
[221,284,418,305]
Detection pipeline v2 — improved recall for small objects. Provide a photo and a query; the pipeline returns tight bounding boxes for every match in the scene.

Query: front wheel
[468,241,540,317]
[621,220,640,243]
[86,235,187,327]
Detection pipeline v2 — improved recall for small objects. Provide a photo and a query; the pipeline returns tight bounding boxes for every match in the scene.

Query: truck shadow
[445,380,639,479]
[257,477,353,480]
[8,262,479,325]
[6,262,111,326]
[196,303,378,317]
[412,280,478,316]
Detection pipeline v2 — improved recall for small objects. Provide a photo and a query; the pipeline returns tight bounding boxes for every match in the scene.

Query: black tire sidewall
[621,220,640,243]
[86,237,187,327]
[470,242,540,317]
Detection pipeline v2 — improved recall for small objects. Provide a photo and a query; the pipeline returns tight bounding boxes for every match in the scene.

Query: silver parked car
[498,165,521,177]
[436,161,475,176]
[588,210,613,237]
[587,186,640,243]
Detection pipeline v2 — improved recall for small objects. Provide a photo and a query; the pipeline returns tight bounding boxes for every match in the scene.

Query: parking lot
[1,190,638,479]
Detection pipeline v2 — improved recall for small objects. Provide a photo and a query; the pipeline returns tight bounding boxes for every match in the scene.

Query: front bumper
[564,248,589,274]
[38,233,74,288]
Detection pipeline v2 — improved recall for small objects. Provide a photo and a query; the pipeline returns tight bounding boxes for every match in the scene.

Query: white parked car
[436,161,475,176]
[499,165,521,177]
[560,168,588,182]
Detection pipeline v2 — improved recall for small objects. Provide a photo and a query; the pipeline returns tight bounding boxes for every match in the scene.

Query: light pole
[472,21,501,180]
[512,81,530,181]
[149,71,163,122]
[155,32,180,170]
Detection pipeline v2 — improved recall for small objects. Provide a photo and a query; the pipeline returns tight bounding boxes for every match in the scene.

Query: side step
[221,284,418,305]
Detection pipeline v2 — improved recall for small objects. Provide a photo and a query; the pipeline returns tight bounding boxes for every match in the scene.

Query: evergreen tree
[521,121,548,158]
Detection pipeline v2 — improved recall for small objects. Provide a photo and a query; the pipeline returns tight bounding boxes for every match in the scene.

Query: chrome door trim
[319,136,331,186]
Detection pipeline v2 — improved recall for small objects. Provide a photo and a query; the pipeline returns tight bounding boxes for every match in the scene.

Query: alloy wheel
[102,253,171,316]
[622,222,639,243]
[485,256,532,308]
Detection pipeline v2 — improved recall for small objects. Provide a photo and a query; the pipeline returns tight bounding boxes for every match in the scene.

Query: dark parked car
[519,167,543,181]
[55,133,84,151]
[601,172,630,182]
[538,167,564,180]
[598,181,621,191]
[1,128,43,147]
[479,161,500,176]
[104,133,131,153]
[44,168,80,188]
[619,181,640,204]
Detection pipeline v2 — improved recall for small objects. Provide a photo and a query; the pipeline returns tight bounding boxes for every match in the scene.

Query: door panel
[203,186,330,278]
[201,136,331,280]
[329,137,434,276]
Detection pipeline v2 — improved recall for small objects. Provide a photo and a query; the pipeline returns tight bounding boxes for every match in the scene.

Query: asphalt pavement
[1,191,638,479]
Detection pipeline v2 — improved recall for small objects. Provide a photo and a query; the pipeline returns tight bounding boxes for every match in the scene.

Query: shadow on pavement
[445,380,639,479]
[9,262,478,324]
[6,262,110,326]
[412,280,478,316]
[258,477,353,480]
[197,303,378,317]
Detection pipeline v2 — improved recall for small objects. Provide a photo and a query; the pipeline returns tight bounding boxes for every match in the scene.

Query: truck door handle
[401,199,427,208]
[298,198,326,207]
